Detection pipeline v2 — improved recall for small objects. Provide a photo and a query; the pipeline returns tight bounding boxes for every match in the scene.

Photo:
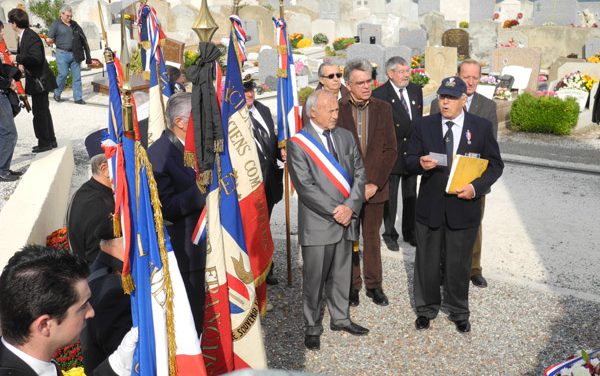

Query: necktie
[399,89,409,115]
[444,121,454,173]
[249,111,268,157]
[323,129,339,162]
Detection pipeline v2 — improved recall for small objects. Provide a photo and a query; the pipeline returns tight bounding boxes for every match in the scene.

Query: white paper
[428,152,448,167]
[476,85,496,100]
[501,65,532,90]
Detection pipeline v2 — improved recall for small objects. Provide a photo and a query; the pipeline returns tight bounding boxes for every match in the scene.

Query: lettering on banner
[231,299,260,341]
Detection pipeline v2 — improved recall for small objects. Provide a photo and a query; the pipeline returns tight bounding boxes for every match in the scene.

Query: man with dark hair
[45,4,91,104]
[337,58,397,307]
[8,8,57,153]
[0,245,137,375]
[373,56,423,251]
[148,91,206,334]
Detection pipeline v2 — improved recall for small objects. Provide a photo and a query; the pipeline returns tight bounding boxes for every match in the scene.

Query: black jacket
[71,21,91,64]
[15,28,57,95]
[253,100,283,210]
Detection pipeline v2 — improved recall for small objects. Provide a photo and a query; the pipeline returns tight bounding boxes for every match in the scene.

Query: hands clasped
[333,204,353,226]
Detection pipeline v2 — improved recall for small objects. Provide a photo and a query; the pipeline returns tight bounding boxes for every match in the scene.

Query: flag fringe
[121,274,135,295]
[277,68,288,78]
[277,140,287,149]
[214,139,224,153]
[113,215,122,237]
[184,151,196,169]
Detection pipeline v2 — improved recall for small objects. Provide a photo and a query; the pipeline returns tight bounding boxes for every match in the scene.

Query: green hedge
[48,60,72,88]
[509,93,580,135]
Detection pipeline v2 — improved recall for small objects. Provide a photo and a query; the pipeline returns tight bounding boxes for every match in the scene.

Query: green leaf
[582,349,590,363]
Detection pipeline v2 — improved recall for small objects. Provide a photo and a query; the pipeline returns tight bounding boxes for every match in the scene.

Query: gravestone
[0,7,5,23]
[469,21,498,66]
[398,28,428,55]
[532,0,577,26]
[243,20,259,48]
[238,5,275,46]
[491,47,541,92]
[469,0,495,23]
[584,38,600,59]
[346,43,386,82]
[442,29,469,58]
[311,19,336,46]
[3,17,19,51]
[384,46,412,66]
[258,48,278,86]
[357,23,382,45]
[549,57,584,81]
[420,12,445,47]
[418,0,441,15]
[146,0,170,30]
[497,30,528,48]
[167,4,198,44]
[556,62,600,87]
[80,23,100,51]
[286,11,313,40]
[424,46,458,84]
[162,38,185,65]
[319,1,340,20]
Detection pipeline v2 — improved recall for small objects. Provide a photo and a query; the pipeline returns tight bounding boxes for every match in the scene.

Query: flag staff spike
[279,0,284,19]
[120,9,134,137]
[193,0,219,43]
[97,1,108,49]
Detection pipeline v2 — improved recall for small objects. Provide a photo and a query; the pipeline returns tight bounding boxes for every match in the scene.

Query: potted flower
[409,69,429,87]
[554,70,598,111]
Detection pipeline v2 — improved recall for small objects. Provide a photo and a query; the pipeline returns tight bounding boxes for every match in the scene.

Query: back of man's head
[0,245,89,345]
[166,92,192,129]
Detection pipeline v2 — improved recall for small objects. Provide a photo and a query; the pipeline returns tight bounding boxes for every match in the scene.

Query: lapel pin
[466,129,472,145]
[412,100,415,105]
[392,99,395,103]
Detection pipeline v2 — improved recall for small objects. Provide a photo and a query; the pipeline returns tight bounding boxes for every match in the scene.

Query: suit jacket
[252,100,283,207]
[148,130,206,272]
[431,92,498,138]
[287,124,365,246]
[372,81,423,174]
[16,28,57,95]
[336,96,397,203]
[406,113,504,229]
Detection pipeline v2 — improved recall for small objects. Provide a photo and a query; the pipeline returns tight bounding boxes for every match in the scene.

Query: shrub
[313,33,329,45]
[510,93,579,135]
[297,87,315,105]
[29,0,64,28]
[332,37,355,51]
[459,21,469,28]
[48,60,72,88]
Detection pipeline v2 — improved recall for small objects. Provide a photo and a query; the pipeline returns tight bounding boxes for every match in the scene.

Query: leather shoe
[53,94,61,102]
[349,288,359,307]
[330,321,369,335]
[404,236,417,247]
[32,145,53,153]
[52,141,58,148]
[8,170,23,176]
[471,275,488,288]
[266,274,279,285]
[74,99,86,105]
[383,238,399,252]
[415,316,430,330]
[454,319,471,333]
[0,173,19,182]
[366,288,389,306]
[304,335,320,350]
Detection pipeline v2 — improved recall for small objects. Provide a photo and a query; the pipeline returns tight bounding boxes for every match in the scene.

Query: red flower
[517,12,523,19]
[493,12,500,20]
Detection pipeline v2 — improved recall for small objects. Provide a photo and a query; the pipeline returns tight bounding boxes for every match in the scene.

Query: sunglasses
[322,73,342,79]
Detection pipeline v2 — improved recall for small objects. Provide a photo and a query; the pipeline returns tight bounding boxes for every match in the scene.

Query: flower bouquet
[290,33,304,49]
[494,86,512,100]
[479,75,499,86]
[47,227,69,253]
[411,54,424,69]
[409,69,429,87]
[555,71,597,92]
[52,340,84,374]
[332,37,355,51]
[544,348,600,375]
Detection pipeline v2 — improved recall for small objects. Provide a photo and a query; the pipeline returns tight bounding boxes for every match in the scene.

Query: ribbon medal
[466,129,472,145]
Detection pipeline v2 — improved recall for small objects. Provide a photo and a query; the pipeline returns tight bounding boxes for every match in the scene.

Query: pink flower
[493,12,499,20]
[517,12,523,19]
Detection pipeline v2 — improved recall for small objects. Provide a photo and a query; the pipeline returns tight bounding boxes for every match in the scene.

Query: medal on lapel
[466,129,472,145]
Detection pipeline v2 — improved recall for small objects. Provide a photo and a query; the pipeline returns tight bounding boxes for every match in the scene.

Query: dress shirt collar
[389,80,407,95]
[2,338,58,376]
[466,94,474,111]
[441,110,465,130]
[309,120,328,137]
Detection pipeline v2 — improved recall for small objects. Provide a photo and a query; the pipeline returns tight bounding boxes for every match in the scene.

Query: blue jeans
[0,93,17,175]
[55,49,82,101]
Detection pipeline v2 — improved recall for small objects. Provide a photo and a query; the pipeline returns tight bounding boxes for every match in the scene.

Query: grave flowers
[555,71,597,92]
[409,69,429,87]
[544,348,600,375]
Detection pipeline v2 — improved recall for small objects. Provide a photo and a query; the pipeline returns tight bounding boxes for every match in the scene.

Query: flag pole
[120,10,135,140]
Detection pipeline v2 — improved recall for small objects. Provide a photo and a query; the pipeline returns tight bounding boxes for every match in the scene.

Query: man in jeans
[46,5,91,104]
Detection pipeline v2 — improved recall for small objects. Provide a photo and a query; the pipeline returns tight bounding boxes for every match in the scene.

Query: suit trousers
[181,269,206,336]
[31,92,55,147]
[382,173,417,242]
[302,240,352,336]
[352,202,384,290]
[471,196,486,276]
[414,221,478,322]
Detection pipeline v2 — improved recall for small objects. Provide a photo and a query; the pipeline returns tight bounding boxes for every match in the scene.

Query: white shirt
[441,110,465,157]
[1,338,58,376]
[309,120,337,154]
[466,94,474,111]
[248,105,270,137]
[389,80,412,120]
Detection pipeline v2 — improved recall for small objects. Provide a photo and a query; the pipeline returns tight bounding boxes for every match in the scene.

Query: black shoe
[304,335,320,350]
[366,288,389,306]
[454,319,471,333]
[384,238,399,252]
[471,275,488,288]
[51,141,58,148]
[330,321,369,335]
[404,236,417,247]
[53,94,61,102]
[74,99,86,104]
[266,274,279,285]
[415,316,431,330]
[0,173,19,182]
[349,288,359,307]
[8,170,23,176]
[32,145,53,153]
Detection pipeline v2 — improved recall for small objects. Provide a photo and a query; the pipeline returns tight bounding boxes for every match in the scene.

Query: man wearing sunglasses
[406,76,503,334]
[301,63,349,126]
[337,59,397,308]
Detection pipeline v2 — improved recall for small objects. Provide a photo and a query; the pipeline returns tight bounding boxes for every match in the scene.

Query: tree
[29,0,65,29]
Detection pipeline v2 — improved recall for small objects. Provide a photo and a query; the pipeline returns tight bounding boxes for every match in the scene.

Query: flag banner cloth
[137,3,172,145]
[102,50,206,376]
[201,16,269,375]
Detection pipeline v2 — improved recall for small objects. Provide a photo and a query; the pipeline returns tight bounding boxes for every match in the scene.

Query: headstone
[440,0,469,25]
[497,0,524,23]
[384,46,412,67]
[258,48,278,85]
[286,11,313,40]
[469,0,494,23]
[167,4,199,44]
[532,0,577,26]
[311,19,336,46]
[238,5,275,46]
[424,46,458,84]
[418,0,441,15]
[357,23,382,46]
[497,30,528,48]
[146,0,170,30]
[584,38,600,59]
[243,20,260,47]
[420,12,445,47]
[442,29,469,58]
[80,23,101,51]
[556,88,589,112]
[398,28,428,55]
[346,43,386,82]
[0,7,5,23]
[162,38,185,65]
[549,58,584,82]
[501,66,531,91]
[491,47,541,92]
[319,0,340,20]
[468,20,498,66]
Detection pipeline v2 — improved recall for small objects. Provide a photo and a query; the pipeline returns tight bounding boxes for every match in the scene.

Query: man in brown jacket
[337,59,397,307]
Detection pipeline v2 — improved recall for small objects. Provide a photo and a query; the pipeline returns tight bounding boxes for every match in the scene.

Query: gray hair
[317,62,339,78]
[166,92,192,129]
[90,154,107,176]
[343,58,371,83]
[60,5,72,14]
[385,56,409,73]
[305,90,335,118]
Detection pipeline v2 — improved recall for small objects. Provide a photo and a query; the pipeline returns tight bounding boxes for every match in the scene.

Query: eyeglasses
[321,73,342,79]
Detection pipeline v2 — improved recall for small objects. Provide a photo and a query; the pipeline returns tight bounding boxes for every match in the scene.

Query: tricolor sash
[290,129,352,198]
[191,207,207,245]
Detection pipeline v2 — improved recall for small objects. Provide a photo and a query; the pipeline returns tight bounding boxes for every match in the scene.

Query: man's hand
[456,184,475,200]
[365,183,378,201]
[420,155,438,171]
[333,204,353,226]
[281,148,287,162]
[9,79,17,91]
[108,327,138,376]
[17,64,24,73]
[45,38,54,45]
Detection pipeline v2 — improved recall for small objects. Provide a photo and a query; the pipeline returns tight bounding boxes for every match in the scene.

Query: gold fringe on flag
[113,215,122,237]
[277,68,288,78]
[353,241,359,253]
[278,140,287,149]
[121,274,135,295]
[183,151,196,169]
[214,139,224,153]
[199,170,212,188]
[277,45,287,55]
[135,142,177,376]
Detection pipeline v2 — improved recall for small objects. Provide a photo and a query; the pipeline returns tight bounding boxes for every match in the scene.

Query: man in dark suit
[0,245,137,375]
[147,92,206,334]
[406,77,503,333]
[301,63,350,126]
[337,59,397,307]
[8,8,57,153]
[430,59,498,288]
[373,56,423,251]
[288,90,368,351]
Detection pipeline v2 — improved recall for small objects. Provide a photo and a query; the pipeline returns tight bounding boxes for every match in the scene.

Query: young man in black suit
[373,56,423,251]
[8,8,57,153]
[406,77,503,334]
